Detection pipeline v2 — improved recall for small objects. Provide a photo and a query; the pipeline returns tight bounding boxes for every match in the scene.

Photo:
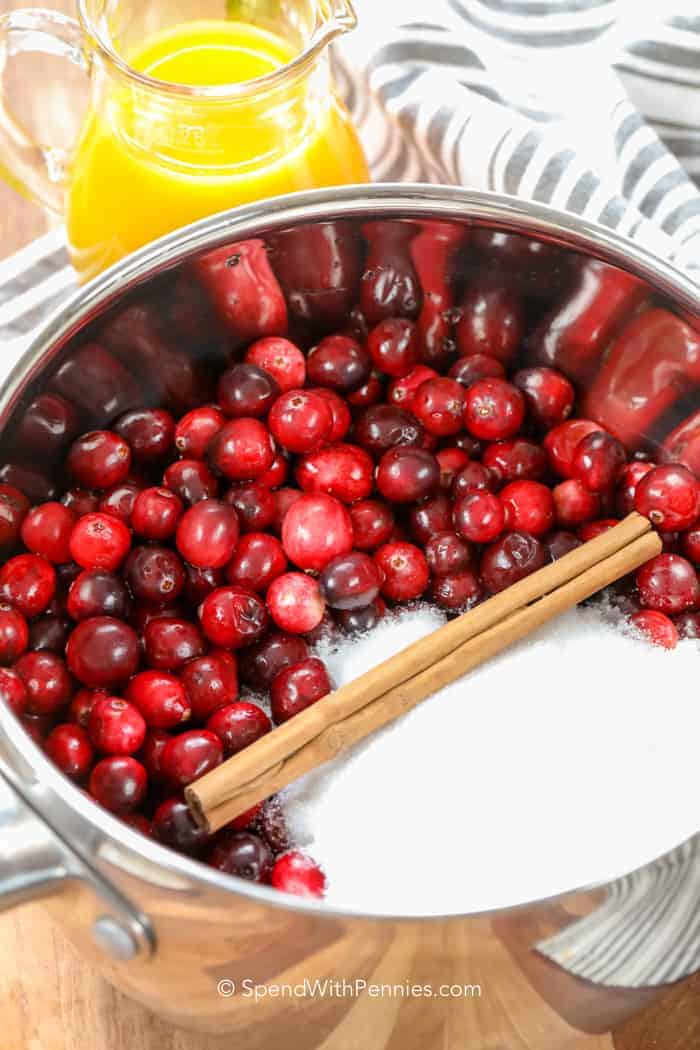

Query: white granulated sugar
[282,606,700,916]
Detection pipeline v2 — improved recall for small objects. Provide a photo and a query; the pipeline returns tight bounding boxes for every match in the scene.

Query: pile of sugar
[282,606,700,916]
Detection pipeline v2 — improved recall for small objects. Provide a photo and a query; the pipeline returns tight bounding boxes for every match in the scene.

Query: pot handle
[0,771,154,961]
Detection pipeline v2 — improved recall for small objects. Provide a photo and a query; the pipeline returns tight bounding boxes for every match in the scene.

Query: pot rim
[1,183,698,922]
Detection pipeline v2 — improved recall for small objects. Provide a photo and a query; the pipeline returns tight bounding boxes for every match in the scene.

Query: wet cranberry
[0,667,28,716]
[69,512,131,572]
[199,587,269,649]
[430,570,482,611]
[412,378,466,437]
[175,405,225,459]
[454,492,506,544]
[61,488,100,517]
[309,388,351,443]
[131,487,184,541]
[125,670,191,729]
[175,500,239,570]
[319,552,382,610]
[224,482,275,533]
[45,723,93,780]
[353,405,424,460]
[0,604,28,664]
[99,482,141,525]
[482,440,548,484]
[207,700,271,754]
[256,450,290,489]
[545,531,582,562]
[307,334,371,392]
[337,596,386,635]
[238,631,309,688]
[387,365,439,410]
[143,617,205,670]
[636,554,699,614]
[67,430,131,489]
[449,354,506,387]
[153,796,211,854]
[408,494,453,545]
[268,389,333,454]
[258,795,291,853]
[161,729,223,788]
[634,465,700,532]
[616,462,655,517]
[245,336,306,391]
[681,527,700,566]
[67,570,131,621]
[0,483,30,550]
[349,499,395,551]
[267,572,325,634]
[28,614,72,654]
[374,542,429,601]
[630,610,679,650]
[572,431,626,493]
[217,363,280,419]
[164,458,219,504]
[66,616,139,688]
[367,318,419,377]
[452,462,497,501]
[347,372,385,408]
[89,756,147,814]
[544,419,601,479]
[0,554,56,618]
[271,851,326,898]
[124,546,186,605]
[296,443,374,504]
[225,532,287,592]
[513,367,574,430]
[208,418,275,481]
[270,657,332,724]
[281,493,353,572]
[88,696,146,754]
[376,447,439,503]
[115,408,174,463]
[553,479,600,528]
[208,831,273,882]
[425,532,473,576]
[181,653,239,721]
[480,532,546,593]
[500,481,555,537]
[464,379,525,441]
[674,610,700,639]
[20,502,76,564]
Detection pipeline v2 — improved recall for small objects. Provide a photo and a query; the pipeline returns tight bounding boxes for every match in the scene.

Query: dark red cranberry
[198,587,269,649]
[482,440,548,484]
[674,610,700,639]
[500,481,555,537]
[308,388,351,443]
[513,367,574,430]
[464,379,525,441]
[21,712,53,744]
[238,631,309,688]
[61,488,100,517]
[224,482,275,533]
[225,532,287,592]
[115,408,174,463]
[217,362,280,418]
[68,688,106,728]
[67,430,131,489]
[0,483,30,550]
[681,527,700,566]
[616,462,655,517]
[245,336,306,391]
[374,542,429,601]
[131,487,184,541]
[412,378,466,437]
[307,334,371,392]
[140,728,171,782]
[376,447,439,503]
[123,813,153,837]
[181,653,239,721]
[208,418,275,481]
[0,463,56,505]
[45,723,93,780]
[0,604,28,664]
[175,405,225,459]
[430,570,482,610]
[634,465,700,532]
[175,500,239,570]
[409,494,453,545]
[367,318,419,377]
[69,512,131,572]
[452,462,497,501]
[258,795,291,853]
[353,405,424,460]
[66,616,140,688]
[125,670,191,729]
[449,353,506,387]
[453,433,484,458]
[98,482,141,525]
[161,729,223,788]
[143,617,205,670]
[434,448,470,493]
[337,596,386,635]
[254,450,290,490]
[281,493,353,572]
[28,614,72,654]
[296,443,374,504]
[271,487,303,535]
[207,700,271,754]
[630,610,678,650]
[454,492,506,544]
[124,546,186,605]
[0,554,56,618]
[480,532,546,593]
[553,479,600,528]
[131,602,185,635]
[182,563,224,605]
[319,552,382,610]
[387,365,438,410]
[163,458,219,504]
[266,573,326,634]
[544,419,601,479]
[271,851,326,898]
[572,431,626,493]
[153,796,211,854]
[270,657,332,723]
[425,532,473,576]
[88,696,146,754]
[347,372,384,408]
[67,570,131,621]
[208,831,273,882]
[20,502,76,564]
[89,755,148,813]
[0,667,28,716]
[636,554,699,614]
[267,389,333,455]
[349,500,395,551]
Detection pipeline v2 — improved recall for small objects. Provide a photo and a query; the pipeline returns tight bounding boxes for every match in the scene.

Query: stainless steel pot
[1,186,699,1048]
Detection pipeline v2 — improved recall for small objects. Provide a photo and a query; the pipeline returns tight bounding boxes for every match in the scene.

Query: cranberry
[207,700,271,754]
[544,419,601,479]
[578,519,620,542]
[349,499,395,551]
[199,587,269,649]
[245,336,306,391]
[296,443,374,504]
[174,499,239,570]
[115,408,174,463]
[281,493,353,572]
[140,728,171,782]
[153,796,211,854]
[513,367,574,430]
[374,542,429,601]
[500,481,555,537]
[68,688,105,728]
[88,697,145,755]
[164,458,219,504]
[62,488,100,516]
[266,572,325,633]
[175,405,225,459]
[67,569,131,622]
[674,610,700,639]
[376,447,439,503]
[307,334,371,392]
[0,667,28,716]
[238,631,309,688]
[131,487,183,541]
[408,494,453,545]
[344,372,383,408]
[124,813,153,837]
[67,430,131,489]
[89,756,147,814]
[480,532,546,593]
[266,389,332,455]
[69,512,131,572]
[256,450,290,489]
[634,465,700,532]
[181,653,239,721]
[572,431,626,493]
[98,482,141,525]
[224,482,275,533]
[161,729,223,788]
[629,610,679,650]
[182,563,224,604]
[271,851,326,898]
[270,657,332,724]
[449,354,506,387]
[66,616,139,688]
[124,546,185,606]
[616,462,655,517]
[319,552,382,610]
[0,483,30,550]
[545,531,582,562]
[412,378,466,437]
[143,617,205,670]
[271,487,303,535]
[208,831,273,882]
[309,388,351,443]
[367,318,419,377]
[226,802,264,832]
[217,362,280,418]
[681,527,700,566]
[463,378,525,441]
[0,604,28,664]
[337,597,386,635]
[482,440,548,484]
[454,492,506,544]
[353,405,424,460]
[125,670,191,729]
[208,418,275,481]
[425,532,473,576]
[387,365,438,409]
[636,554,699,614]
[22,713,53,744]
[256,795,290,853]
[28,613,72,654]
[20,502,76,564]
[553,479,601,528]
[435,448,470,492]
[225,532,287,592]
[453,434,483,458]
[430,570,482,610]
[0,554,56,618]
[45,723,93,780]
[452,462,498,502]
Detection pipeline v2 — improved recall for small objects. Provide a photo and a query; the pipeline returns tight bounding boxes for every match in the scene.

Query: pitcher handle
[0,9,90,213]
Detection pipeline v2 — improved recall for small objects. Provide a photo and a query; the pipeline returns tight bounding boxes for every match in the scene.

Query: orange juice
[66,19,369,281]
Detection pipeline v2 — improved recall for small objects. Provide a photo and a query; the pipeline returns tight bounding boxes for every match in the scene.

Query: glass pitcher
[0,0,369,282]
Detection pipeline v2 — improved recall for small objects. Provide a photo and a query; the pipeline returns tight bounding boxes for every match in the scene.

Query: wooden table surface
[0,2,699,1045]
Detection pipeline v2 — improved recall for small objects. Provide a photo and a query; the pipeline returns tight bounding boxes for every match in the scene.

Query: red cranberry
[480,532,546,593]
[681,527,700,566]
[225,532,287,592]
[464,378,525,441]
[449,354,506,387]
[208,831,273,882]
[140,728,171,782]
[616,462,655,517]
[674,610,700,640]
[161,729,223,788]
[0,667,28,716]
[430,570,482,610]
[143,617,205,670]
[630,610,679,650]
[376,447,439,503]
[69,512,131,571]
[124,546,186,605]
[256,449,290,489]
[88,696,146,754]
[0,483,30,550]
[553,479,601,528]
[153,796,211,854]
[544,419,601,479]
[0,604,28,664]
[268,389,333,454]
[572,431,626,493]
[45,723,93,780]
[309,388,351,443]
[199,587,269,648]
[182,563,224,605]
[387,365,438,409]
[337,596,386,634]
[207,700,271,754]
[634,465,700,532]
[482,440,547,484]
[578,519,620,542]
[0,554,56,618]
[270,657,332,723]
[66,616,140,688]
[367,318,419,377]
[500,481,555,537]
[99,482,141,525]
[374,542,429,601]
[20,502,76,564]
[164,458,219,504]
[224,482,275,533]
[181,653,239,721]
[238,631,309,688]
[307,334,371,392]
[67,569,131,621]
[454,492,506,544]
[125,670,191,729]
[175,500,239,570]
[208,418,275,481]
[281,493,353,572]
[452,462,498,501]
[271,487,303,535]
[271,851,326,898]
[349,499,395,551]
[175,405,225,459]
[28,614,72,654]
[68,688,106,728]
[296,443,374,504]
[21,713,53,744]
[131,487,183,541]
[61,488,100,516]
[435,448,470,492]
[217,362,280,418]
[67,430,131,489]
[513,367,574,430]
[425,532,473,576]
[258,795,290,853]
[245,336,306,391]
[412,378,466,436]
[319,552,382,610]
[266,573,325,634]
[453,434,484,458]
[115,408,174,463]
[345,372,383,408]
[408,494,452,545]
[89,755,148,814]
[353,405,424,460]
[636,554,699,614]
[131,602,185,634]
